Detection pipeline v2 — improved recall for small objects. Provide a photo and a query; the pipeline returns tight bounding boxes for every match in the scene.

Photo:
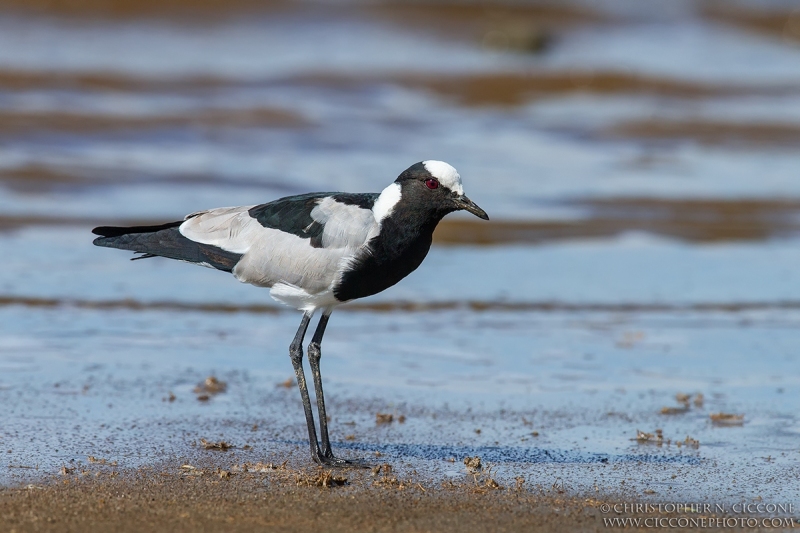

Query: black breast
[333,217,436,302]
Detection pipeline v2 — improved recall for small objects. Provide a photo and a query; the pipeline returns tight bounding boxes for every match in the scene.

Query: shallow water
[1,0,799,506]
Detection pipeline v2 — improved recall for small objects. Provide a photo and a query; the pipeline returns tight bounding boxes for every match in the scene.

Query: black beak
[454,195,489,220]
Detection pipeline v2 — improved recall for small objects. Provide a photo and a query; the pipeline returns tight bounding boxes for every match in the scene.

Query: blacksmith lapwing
[92,160,488,466]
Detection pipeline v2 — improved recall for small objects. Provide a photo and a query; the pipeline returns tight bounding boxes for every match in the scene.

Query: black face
[394,162,489,221]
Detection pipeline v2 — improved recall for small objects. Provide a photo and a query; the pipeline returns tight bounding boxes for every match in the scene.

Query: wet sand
[395,72,780,107]
[0,107,307,135]
[287,71,795,108]
[0,0,291,18]
[704,5,800,44]
[8,465,783,533]
[5,294,800,315]
[1,422,791,533]
[2,463,607,533]
[601,119,800,148]
[2,68,790,107]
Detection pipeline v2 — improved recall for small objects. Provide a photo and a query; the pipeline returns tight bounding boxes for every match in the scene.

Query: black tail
[92,221,183,238]
[92,221,242,273]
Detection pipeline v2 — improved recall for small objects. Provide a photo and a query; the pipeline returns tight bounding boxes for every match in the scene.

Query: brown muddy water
[1,1,800,530]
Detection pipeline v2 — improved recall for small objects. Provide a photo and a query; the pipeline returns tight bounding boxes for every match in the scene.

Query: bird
[92,160,488,467]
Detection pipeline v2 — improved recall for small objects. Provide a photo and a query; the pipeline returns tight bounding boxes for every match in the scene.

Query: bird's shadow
[277,440,701,465]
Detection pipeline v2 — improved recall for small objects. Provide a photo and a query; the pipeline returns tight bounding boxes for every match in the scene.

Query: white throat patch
[373,182,402,222]
[423,160,463,195]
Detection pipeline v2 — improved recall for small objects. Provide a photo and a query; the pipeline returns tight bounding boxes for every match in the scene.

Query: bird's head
[392,160,489,221]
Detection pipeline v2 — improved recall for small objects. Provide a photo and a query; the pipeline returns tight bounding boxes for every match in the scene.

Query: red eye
[425,178,439,190]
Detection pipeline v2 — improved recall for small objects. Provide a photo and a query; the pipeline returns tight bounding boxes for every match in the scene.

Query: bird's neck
[332,210,443,302]
[376,208,442,258]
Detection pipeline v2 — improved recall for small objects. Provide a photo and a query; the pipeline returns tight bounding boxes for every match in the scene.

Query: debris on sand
[233,461,351,487]
[276,377,295,388]
[233,460,287,473]
[180,464,204,477]
[634,429,664,445]
[372,475,403,489]
[196,394,210,402]
[463,456,483,474]
[374,412,406,424]
[371,464,423,491]
[676,436,700,448]
[194,376,227,397]
[87,456,118,466]
[710,412,744,426]
[200,438,233,451]
[296,468,347,488]
[484,478,501,490]
[60,466,75,475]
[376,413,394,424]
[371,463,393,476]
[468,461,501,492]
[660,392,704,415]
[660,405,690,415]
[634,433,697,449]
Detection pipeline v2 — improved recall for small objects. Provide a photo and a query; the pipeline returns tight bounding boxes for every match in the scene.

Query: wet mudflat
[1,0,800,531]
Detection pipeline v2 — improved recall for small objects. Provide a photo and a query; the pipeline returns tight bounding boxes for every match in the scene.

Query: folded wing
[178,193,380,295]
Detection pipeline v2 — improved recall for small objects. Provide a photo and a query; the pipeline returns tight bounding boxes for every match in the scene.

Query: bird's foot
[313,451,373,469]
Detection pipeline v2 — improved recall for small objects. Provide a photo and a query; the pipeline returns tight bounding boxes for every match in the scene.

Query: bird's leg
[289,312,323,461]
[307,312,372,468]
[307,313,333,457]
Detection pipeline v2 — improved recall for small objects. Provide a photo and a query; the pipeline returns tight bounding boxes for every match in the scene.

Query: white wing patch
[179,206,258,254]
[423,160,463,195]
[311,197,376,249]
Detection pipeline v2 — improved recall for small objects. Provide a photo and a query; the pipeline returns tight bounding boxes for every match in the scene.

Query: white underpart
[269,282,339,313]
[423,160,463,195]
[372,182,402,222]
